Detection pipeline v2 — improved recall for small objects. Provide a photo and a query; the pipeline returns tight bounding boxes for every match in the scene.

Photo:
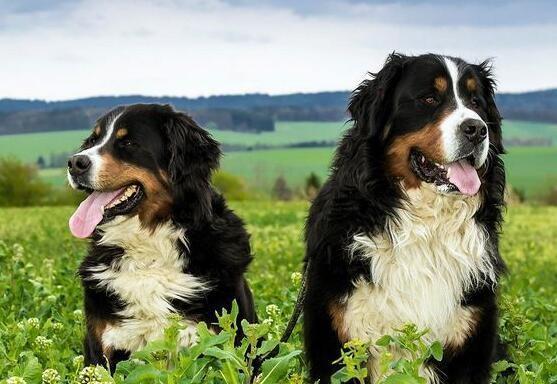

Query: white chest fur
[86,217,206,352]
[342,187,496,380]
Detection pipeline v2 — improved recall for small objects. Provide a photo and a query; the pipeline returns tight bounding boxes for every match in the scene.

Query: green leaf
[203,347,244,368]
[492,359,512,373]
[259,350,302,384]
[376,335,393,347]
[22,354,42,384]
[183,359,211,383]
[123,365,162,383]
[330,369,354,383]
[220,361,241,384]
[114,358,142,376]
[382,373,422,384]
[257,339,280,356]
[429,341,443,361]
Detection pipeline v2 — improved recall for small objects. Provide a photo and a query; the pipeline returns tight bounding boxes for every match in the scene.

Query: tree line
[2,88,557,135]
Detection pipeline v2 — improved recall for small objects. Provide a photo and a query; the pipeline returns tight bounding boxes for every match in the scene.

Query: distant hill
[0,89,555,135]
[496,89,557,123]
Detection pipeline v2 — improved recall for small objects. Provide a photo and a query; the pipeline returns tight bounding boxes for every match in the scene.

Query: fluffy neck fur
[86,216,207,352]
[347,185,497,339]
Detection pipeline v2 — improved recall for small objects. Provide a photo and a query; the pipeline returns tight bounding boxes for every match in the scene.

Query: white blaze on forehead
[79,111,122,156]
[67,112,123,189]
[439,57,488,164]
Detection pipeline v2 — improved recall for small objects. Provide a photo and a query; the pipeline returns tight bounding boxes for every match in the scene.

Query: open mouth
[68,184,144,239]
[410,149,481,196]
[104,184,144,218]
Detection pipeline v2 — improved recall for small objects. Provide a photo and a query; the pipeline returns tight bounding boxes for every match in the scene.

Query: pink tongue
[447,160,481,196]
[69,189,123,238]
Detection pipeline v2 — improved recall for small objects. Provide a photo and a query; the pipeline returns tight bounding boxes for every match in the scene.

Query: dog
[303,53,506,383]
[67,104,256,372]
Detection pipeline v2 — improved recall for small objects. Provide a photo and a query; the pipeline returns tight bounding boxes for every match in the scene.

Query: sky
[0,0,556,100]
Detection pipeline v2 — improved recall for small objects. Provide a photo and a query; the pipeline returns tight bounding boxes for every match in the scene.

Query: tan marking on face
[386,117,446,189]
[328,300,349,343]
[444,306,481,353]
[434,76,448,93]
[94,126,101,136]
[466,77,477,92]
[96,154,173,228]
[116,128,128,139]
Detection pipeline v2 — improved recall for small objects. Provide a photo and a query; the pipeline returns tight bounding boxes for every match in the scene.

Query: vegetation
[304,172,321,200]
[0,122,345,164]
[3,89,557,137]
[212,171,253,201]
[0,203,555,383]
[541,184,557,206]
[0,158,80,207]
[272,176,293,201]
[0,119,556,199]
[0,121,557,199]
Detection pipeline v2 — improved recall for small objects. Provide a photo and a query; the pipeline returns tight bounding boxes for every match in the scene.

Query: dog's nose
[68,155,92,176]
[460,119,487,145]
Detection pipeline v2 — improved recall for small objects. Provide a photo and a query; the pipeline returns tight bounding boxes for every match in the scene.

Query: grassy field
[3,121,557,164]
[0,130,88,164]
[1,119,556,197]
[0,121,346,164]
[212,121,346,146]
[0,203,556,382]
[503,120,557,143]
[39,146,557,199]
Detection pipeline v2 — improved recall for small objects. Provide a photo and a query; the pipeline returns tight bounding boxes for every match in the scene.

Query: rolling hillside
[0,120,555,198]
[2,120,556,164]
[0,121,347,164]
[1,88,557,136]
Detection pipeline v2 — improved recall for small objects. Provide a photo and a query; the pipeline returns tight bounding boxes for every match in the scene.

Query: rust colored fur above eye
[434,76,448,93]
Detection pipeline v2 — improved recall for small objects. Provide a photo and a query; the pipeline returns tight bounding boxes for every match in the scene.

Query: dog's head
[348,53,503,196]
[67,104,220,238]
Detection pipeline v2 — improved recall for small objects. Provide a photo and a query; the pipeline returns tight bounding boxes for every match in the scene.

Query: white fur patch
[67,112,122,189]
[86,216,207,353]
[344,185,496,383]
[440,57,488,166]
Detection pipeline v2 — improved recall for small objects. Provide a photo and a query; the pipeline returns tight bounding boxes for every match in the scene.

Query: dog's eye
[420,96,439,106]
[85,136,98,146]
[470,96,480,108]
[118,138,136,148]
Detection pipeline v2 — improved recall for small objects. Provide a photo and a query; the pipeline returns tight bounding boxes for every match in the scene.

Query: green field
[1,120,556,198]
[0,130,88,164]
[0,121,347,164]
[213,121,346,146]
[39,146,557,198]
[1,119,555,163]
[0,203,556,382]
[503,120,557,143]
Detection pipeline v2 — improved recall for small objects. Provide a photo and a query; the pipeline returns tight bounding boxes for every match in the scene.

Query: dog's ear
[163,107,221,225]
[476,59,504,154]
[348,53,408,139]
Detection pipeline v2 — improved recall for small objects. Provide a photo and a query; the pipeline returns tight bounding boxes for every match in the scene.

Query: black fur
[70,104,256,372]
[303,53,506,383]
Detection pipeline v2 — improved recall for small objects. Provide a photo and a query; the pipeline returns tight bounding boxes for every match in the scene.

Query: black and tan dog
[303,53,506,383]
[67,104,256,372]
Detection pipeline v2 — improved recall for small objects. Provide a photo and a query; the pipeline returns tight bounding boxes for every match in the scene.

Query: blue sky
[0,0,555,100]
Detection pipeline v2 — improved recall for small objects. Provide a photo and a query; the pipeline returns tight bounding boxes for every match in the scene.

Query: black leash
[249,258,311,382]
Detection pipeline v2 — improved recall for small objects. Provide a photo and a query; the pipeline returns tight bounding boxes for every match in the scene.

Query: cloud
[0,0,555,100]
[226,0,557,26]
